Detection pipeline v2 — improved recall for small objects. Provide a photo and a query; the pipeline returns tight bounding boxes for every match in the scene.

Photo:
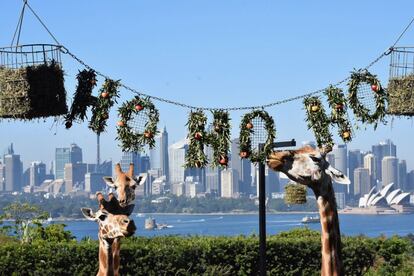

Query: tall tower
[160,127,169,182]
[348,149,363,198]
[120,152,141,174]
[354,168,370,196]
[332,144,348,196]
[398,160,407,190]
[382,156,399,187]
[55,143,83,180]
[4,150,23,192]
[168,139,188,184]
[363,153,377,189]
[372,139,396,182]
[230,138,251,195]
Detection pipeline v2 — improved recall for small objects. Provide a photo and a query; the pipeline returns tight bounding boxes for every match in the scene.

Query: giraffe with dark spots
[268,145,350,276]
[81,207,136,276]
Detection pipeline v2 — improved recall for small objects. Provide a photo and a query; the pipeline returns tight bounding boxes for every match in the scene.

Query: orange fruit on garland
[117,121,125,127]
[101,92,109,98]
[246,122,253,129]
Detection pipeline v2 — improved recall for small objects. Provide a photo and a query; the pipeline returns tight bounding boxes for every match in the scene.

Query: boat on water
[136,213,145,218]
[144,217,173,230]
[301,215,319,224]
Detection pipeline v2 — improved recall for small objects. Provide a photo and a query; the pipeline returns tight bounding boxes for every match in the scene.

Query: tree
[0,202,48,243]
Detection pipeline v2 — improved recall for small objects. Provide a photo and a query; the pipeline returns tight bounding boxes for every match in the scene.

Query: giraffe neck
[98,236,115,276]
[312,180,344,276]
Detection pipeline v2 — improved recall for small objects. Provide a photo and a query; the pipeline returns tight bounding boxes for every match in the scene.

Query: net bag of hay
[284,182,307,204]
[0,44,67,119]
[388,47,414,116]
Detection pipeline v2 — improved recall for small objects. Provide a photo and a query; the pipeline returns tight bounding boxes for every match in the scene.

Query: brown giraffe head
[267,146,350,196]
[103,163,146,207]
[81,207,136,239]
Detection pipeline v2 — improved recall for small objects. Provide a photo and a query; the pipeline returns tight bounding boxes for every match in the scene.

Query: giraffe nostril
[123,219,129,224]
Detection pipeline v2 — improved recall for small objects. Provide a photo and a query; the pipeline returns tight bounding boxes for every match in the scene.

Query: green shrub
[0,229,412,275]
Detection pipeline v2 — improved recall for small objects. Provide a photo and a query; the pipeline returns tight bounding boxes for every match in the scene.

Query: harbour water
[62,213,414,240]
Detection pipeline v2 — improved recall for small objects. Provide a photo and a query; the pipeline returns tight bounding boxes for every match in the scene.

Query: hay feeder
[0,44,67,119]
[388,47,414,116]
[284,182,307,204]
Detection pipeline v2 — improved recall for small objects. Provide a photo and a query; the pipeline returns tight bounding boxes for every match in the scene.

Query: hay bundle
[284,183,307,204]
[387,75,414,116]
[0,62,67,119]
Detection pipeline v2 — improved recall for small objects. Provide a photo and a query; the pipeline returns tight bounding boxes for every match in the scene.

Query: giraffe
[97,163,146,215]
[81,207,136,276]
[267,145,350,276]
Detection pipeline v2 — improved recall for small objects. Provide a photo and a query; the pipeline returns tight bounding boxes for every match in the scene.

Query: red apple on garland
[194,132,203,140]
[240,151,249,158]
[371,84,379,92]
[246,122,253,129]
[219,156,228,166]
[135,104,144,111]
[144,131,153,138]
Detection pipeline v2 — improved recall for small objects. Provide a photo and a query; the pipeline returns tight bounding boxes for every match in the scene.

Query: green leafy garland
[117,96,159,152]
[210,110,231,168]
[348,69,388,128]
[89,79,120,134]
[325,85,352,143]
[65,69,97,129]
[303,96,333,148]
[239,110,276,163]
[185,110,208,168]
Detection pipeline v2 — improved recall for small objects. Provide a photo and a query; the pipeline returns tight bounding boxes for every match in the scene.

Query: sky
[0,1,413,171]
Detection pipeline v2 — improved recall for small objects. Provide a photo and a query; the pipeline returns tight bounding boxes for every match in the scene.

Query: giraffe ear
[103,177,117,188]
[135,173,147,186]
[81,208,96,221]
[325,166,351,185]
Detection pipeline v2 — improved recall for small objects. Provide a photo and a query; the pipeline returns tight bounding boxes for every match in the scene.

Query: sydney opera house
[355,183,413,213]
[342,183,413,214]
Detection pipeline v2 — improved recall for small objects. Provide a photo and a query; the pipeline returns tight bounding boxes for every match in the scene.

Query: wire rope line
[11,1,414,111]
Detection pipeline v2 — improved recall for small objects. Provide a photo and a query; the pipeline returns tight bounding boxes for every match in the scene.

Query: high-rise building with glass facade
[55,143,83,180]
[372,139,396,181]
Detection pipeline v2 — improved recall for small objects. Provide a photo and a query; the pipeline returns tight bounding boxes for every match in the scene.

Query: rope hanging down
[14,1,414,111]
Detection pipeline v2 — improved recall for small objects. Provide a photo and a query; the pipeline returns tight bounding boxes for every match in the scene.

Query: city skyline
[1,133,413,203]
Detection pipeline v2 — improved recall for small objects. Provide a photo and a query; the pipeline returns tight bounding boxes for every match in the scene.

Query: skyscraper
[55,143,83,180]
[382,156,398,187]
[29,161,46,187]
[348,150,363,197]
[160,127,169,182]
[205,145,221,195]
[231,138,251,196]
[120,152,140,175]
[398,160,407,190]
[168,139,188,184]
[64,163,87,193]
[354,168,370,196]
[332,144,348,195]
[3,144,23,192]
[0,162,5,191]
[372,139,396,181]
[221,169,239,198]
[363,153,377,189]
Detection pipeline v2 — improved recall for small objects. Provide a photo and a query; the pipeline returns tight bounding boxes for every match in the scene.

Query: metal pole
[258,139,296,276]
[258,143,266,276]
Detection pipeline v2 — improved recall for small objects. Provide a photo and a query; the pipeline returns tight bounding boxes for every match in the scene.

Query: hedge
[0,229,412,275]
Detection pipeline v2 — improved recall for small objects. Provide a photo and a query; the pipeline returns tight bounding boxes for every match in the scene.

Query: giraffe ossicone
[101,163,146,208]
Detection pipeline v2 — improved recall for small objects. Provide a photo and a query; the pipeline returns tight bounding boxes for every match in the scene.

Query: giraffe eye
[310,156,320,162]
[98,213,108,221]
